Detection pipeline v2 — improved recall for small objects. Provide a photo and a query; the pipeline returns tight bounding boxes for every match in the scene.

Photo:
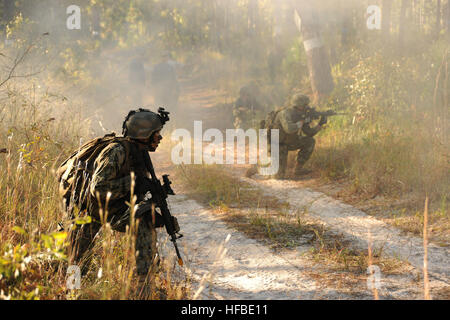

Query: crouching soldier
[272,93,326,179]
[57,108,181,297]
[246,93,327,179]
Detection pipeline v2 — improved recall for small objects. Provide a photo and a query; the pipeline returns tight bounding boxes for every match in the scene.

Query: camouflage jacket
[89,142,149,218]
[273,107,322,142]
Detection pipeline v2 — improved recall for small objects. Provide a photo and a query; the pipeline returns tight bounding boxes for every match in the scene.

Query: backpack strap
[113,137,146,178]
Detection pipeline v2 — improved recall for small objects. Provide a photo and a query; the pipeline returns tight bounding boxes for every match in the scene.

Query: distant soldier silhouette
[150,52,180,112]
[232,84,265,130]
[128,49,147,106]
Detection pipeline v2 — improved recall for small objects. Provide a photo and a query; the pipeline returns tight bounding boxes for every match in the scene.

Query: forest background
[0,0,448,299]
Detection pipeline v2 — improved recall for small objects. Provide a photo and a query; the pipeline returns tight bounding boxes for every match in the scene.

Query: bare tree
[0,33,48,89]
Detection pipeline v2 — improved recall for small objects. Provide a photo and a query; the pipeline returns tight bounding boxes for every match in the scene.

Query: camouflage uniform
[150,57,179,112]
[270,94,323,179]
[232,86,264,130]
[68,141,160,276]
[129,57,146,106]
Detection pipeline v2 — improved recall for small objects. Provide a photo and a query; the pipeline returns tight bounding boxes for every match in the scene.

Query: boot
[294,165,312,176]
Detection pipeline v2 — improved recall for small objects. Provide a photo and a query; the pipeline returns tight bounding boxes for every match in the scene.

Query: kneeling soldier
[58,108,179,296]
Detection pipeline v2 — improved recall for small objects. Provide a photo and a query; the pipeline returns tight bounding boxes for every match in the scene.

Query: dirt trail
[154,84,448,299]
[163,195,322,300]
[243,176,450,276]
[244,175,449,288]
[160,194,424,300]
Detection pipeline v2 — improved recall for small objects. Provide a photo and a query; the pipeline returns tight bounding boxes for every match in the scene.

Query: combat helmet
[122,108,169,139]
[290,93,310,108]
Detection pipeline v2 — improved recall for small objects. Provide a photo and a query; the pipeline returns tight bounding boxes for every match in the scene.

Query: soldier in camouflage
[67,109,167,292]
[232,85,264,130]
[150,52,180,112]
[270,93,327,179]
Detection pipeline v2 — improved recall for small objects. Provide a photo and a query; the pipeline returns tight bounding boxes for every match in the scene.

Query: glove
[135,202,165,228]
[319,116,327,126]
[152,210,165,228]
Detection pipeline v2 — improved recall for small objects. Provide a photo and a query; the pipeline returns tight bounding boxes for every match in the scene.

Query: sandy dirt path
[241,176,450,281]
[154,83,448,299]
[163,195,323,300]
[157,186,437,300]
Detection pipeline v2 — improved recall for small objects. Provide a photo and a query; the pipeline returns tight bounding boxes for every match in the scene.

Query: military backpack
[56,133,134,216]
[260,107,285,130]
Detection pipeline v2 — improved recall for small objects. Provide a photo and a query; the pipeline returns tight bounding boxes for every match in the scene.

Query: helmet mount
[157,107,170,125]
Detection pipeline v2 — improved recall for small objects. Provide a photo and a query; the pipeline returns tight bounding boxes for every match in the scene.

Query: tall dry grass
[423,197,431,300]
[0,78,190,299]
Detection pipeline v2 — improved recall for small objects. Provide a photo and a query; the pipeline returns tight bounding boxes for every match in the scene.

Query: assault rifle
[302,107,347,124]
[139,151,184,266]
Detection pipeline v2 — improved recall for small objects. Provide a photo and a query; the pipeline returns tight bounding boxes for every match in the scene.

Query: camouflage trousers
[68,210,158,276]
[274,136,316,178]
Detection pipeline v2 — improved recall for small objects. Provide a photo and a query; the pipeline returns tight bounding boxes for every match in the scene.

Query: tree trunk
[91,4,101,36]
[446,0,450,33]
[1,0,16,33]
[2,0,15,22]
[420,0,426,32]
[436,0,442,36]
[399,0,409,46]
[382,0,392,36]
[294,1,334,102]
[340,0,352,46]
[412,0,419,32]
[248,0,258,37]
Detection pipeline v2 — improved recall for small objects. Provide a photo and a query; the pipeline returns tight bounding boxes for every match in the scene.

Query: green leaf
[12,226,27,236]
[75,215,92,225]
